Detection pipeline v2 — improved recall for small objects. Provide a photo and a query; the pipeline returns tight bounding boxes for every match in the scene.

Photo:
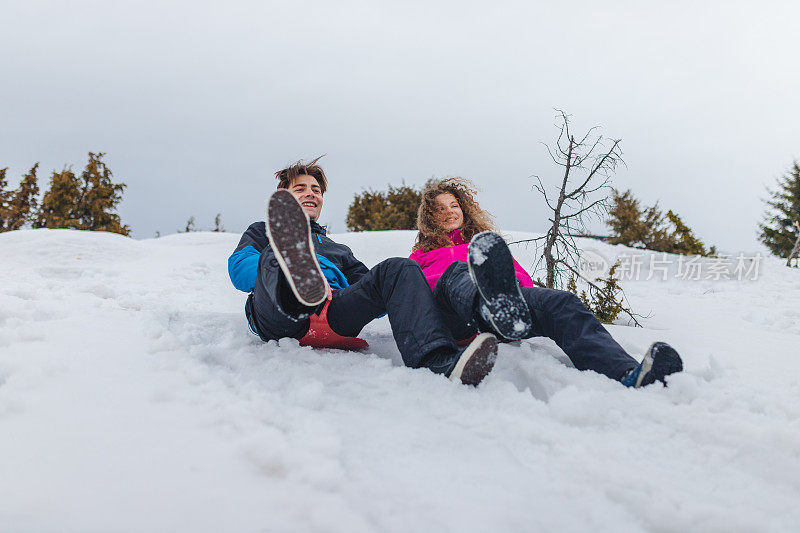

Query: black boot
[468,231,532,340]
[620,342,683,387]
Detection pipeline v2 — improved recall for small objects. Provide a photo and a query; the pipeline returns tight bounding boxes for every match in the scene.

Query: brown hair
[275,155,328,194]
[412,177,495,252]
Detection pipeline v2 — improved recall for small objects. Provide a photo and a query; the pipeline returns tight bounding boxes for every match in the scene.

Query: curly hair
[412,177,495,252]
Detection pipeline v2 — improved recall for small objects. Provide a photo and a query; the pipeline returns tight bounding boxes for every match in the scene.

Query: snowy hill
[1,228,799,532]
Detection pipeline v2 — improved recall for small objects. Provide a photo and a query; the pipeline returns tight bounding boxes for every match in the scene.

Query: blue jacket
[228,220,369,293]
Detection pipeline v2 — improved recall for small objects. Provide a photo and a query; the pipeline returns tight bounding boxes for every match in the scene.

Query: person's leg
[327,257,463,372]
[433,261,481,337]
[522,287,638,380]
[435,262,638,380]
[249,188,329,341]
[249,246,316,341]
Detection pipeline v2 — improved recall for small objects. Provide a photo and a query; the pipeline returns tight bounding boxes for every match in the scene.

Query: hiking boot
[468,231,532,340]
[620,342,684,388]
[266,189,327,307]
[447,333,499,386]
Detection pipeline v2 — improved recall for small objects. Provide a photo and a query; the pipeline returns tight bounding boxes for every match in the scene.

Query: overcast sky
[2,0,799,253]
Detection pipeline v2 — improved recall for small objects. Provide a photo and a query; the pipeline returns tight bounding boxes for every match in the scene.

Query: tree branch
[556,260,646,327]
[566,139,621,198]
[562,197,609,219]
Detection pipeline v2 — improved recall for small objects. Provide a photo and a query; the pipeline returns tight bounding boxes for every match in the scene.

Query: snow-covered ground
[1,228,799,532]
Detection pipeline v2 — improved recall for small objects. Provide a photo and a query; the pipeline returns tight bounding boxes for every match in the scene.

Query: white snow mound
[1,228,799,532]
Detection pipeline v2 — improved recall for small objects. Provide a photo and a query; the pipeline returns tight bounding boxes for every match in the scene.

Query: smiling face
[434,192,464,233]
[288,174,324,221]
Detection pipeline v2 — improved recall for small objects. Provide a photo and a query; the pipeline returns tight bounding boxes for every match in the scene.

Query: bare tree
[518,110,622,286]
[511,110,644,327]
[181,216,196,233]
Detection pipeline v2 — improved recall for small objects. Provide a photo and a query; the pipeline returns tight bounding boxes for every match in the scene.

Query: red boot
[299,288,369,351]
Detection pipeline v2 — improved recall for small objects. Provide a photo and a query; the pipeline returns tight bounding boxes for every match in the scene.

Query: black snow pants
[434,262,638,380]
[248,248,460,372]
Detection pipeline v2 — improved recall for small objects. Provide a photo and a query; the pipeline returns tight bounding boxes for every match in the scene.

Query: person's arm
[340,248,369,285]
[228,223,266,292]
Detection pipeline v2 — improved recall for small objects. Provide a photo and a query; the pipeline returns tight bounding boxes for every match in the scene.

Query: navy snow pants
[248,247,460,371]
[434,262,638,380]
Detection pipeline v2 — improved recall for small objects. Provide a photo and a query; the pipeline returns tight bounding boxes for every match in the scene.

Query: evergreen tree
[213,213,224,232]
[347,190,387,231]
[0,167,10,230]
[607,188,712,256]
[664,210,708,256]
[346,184,422,231]
[383,184,422,229]
[758,161,800,260]
[788,222,800,267]
[588,263,625,324]
[35,168,83,229]
[606,190,649,247]
[4,164,40,231]
[76,152,129,235]
[566,262,626,324]
[640,204,671,252]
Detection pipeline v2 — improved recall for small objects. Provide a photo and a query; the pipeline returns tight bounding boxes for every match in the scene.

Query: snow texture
[468,237,489,266]
[1,228,800,532]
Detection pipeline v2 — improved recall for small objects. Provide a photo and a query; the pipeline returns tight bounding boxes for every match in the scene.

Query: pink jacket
[409,229,534,290]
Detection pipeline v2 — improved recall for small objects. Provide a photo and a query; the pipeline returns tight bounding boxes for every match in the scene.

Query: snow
[1,228,800,532]
[467,231,492,266]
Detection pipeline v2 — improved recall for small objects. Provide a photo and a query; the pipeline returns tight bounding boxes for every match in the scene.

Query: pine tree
[4,164,40,231]
[607,188,712,256]
[347,190,388,231]
[588,263,625,324]
[606,189,649,247]
[607,189,672,249]
[641,204,670,251]
[664,210,708,256]
[76,152,129,235]
[346,184,421,231]
[759,161,800,262]
[0,167,10,230]
[35,168,83,229]
[788,221,800,267]
[213,213,224,232]
[566,263,626,324]
[384,184,422,229]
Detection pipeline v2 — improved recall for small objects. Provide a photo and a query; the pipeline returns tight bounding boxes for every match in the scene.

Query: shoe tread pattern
[640,342,683,387]
[266,190,327,307]
[457,334,498,386]
[468,231,532,340]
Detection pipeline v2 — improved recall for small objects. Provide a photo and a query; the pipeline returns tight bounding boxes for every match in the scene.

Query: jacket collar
[310,220,326,235]
[448,228,465,245]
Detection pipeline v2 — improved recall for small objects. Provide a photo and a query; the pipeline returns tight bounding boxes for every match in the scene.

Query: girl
[409,177,682,388]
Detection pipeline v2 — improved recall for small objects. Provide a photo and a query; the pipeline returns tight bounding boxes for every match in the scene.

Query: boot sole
[467,231,532,340]
[638,342,683,387]
[449,333,498,386]
[266,190,327,307]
